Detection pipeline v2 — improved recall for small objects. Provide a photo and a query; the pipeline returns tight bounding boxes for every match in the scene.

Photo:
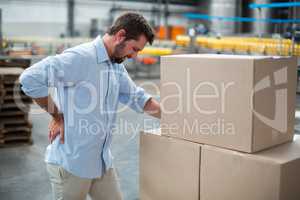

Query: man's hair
[107,12,155,45]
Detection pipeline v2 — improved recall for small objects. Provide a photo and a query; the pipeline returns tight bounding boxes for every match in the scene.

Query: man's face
[111,34,147,64]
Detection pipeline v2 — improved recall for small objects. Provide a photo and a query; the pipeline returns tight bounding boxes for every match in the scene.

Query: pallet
[3,94,31,101]
[0,98,32,110]
[0,103,30,110]
[0,105,30,113]
[0,121,32,131]
[0,78,20,84]
[0,126,32,135]
[0,77,31,105]
[0,77,20,85]
[1,97,32,105]
[0,112,28,120]
[0,130,31,138]
[0,67,24,76]
[0,58,31,69]
[0,122,33,148]
[0,108,28,117]
[0,69,33,107]
[0,90,29,99]
[0,115,29,125]
[1,82,21,88]
[0,85,4,104]
[0,137,33,148]
[0,82,22,91]
[0,68,24,94]
[0,86,22,93]
[0,121,32,138]
[0,75,20,82]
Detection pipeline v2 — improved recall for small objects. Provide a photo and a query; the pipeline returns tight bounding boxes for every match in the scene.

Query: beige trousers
[46,163,123,200]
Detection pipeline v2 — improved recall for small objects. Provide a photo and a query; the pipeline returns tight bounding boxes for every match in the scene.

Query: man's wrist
[51,112,63,121]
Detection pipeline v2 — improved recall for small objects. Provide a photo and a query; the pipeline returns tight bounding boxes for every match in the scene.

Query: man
[19,12,161,200]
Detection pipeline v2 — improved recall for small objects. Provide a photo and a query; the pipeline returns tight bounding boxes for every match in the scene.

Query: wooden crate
[0,67,24,77]
[0,139,33,148]
[0,122,33,147]
[1,97,32,107]
[0,115,29,125]
[0,121,32,133]
[0,109,29,118]
[0,65,33,147]
[2,93,32,101]
[0,131,32,142]
[0,67,33,111]
[0,84,4,105]
[0,75,19,84]
[0,105,30,113]
[0,58,31,69]
[0,102,31,110]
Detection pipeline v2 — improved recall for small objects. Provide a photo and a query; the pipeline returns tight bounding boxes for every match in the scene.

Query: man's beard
[111,42,126,64]
[111,57,125,64]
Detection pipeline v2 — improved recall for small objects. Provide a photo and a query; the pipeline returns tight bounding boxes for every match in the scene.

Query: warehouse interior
[1,0,300,200]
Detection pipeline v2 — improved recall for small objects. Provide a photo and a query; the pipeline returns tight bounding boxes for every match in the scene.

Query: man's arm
[118,64,161,118]
[34,96,64,143]
[19,51,85,143]
[144,97,161,119]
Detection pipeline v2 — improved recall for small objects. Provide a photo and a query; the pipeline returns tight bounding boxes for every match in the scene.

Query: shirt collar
[93,35,110,64]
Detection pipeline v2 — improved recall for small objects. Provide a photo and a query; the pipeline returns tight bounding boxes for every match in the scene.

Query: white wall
[0,0,194,38]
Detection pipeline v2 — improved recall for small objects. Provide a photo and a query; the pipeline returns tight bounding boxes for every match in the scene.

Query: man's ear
[115,29,126,43]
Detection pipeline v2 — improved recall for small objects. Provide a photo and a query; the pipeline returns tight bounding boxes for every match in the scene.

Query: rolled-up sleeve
[118,64,152,113]
[19,59,49,98]
[19,51,85,98]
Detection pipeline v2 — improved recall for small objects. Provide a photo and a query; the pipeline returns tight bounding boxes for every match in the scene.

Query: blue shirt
[19,36,151,178]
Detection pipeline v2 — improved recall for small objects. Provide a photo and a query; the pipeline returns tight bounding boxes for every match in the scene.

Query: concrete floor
[1,79,300,200]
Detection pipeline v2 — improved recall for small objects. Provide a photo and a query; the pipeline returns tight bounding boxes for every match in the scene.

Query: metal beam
[67,0,75,37]
[0,9,3,55]
[249,2,300,9]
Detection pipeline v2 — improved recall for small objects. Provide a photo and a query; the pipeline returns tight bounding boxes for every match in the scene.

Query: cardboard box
[140,130,300,200]
[201,136,300,200]
[161,54,297,152]
[140,129,201,200]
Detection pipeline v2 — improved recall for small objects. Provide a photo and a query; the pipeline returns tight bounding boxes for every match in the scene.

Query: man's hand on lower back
[48,114,64,144]
[33,96,64,144]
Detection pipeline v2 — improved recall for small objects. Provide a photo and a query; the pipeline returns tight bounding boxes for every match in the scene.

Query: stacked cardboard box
[140,54,300,200]
[0,67,32,147]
